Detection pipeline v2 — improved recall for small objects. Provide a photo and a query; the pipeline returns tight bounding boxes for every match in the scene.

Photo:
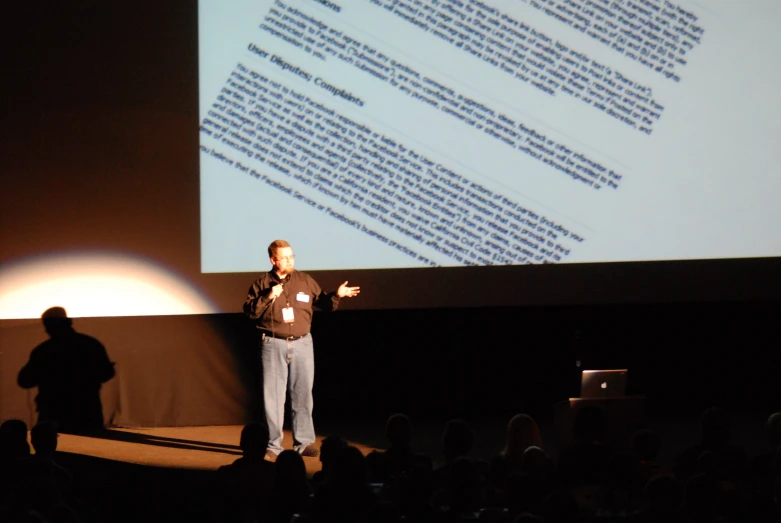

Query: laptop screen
[580,369,628,398]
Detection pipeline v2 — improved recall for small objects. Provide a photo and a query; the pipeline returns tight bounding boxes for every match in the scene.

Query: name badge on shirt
[296,292,310,303]
[282,307,295,323]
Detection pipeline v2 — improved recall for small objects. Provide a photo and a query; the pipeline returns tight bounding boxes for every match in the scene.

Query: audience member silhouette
[311,444,377,523]
[557,404,613,488]
[433,419,474,488]
[311,434,347,489]
[262,450,310,523]
[519,447,556,496]
[366,449,391,486]
[0,420,32,516]
[381,413,429,480]
[674,406,747,482]
[0,419,31,460]
[1,404,781,522]
[4,385,781,522]
[3,421,81,523]
[213,422,275,523]
[27,421,74,496]
[17,307,115,433]
[395,463,437,523]
[489,414,543,488]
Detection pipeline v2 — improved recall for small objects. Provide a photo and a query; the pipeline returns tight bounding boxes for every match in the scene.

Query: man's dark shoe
[298,444,319,457]
[264,449,278,462]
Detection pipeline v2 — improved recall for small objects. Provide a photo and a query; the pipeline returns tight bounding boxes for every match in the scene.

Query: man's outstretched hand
[337,281,361,298]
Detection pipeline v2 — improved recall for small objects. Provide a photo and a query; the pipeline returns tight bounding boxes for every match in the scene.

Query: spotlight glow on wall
[0,253,216,319]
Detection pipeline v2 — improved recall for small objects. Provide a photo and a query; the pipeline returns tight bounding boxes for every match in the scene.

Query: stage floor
[55,425,382,474]
[50,410,774,474]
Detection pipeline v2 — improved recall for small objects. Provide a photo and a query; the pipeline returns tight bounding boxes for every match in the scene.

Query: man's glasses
[274,255,295,262]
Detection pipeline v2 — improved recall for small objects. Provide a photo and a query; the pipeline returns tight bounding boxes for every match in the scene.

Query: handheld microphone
[270,281,281,301]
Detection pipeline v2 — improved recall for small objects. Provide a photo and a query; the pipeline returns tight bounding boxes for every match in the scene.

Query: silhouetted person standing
[18,307,115,433]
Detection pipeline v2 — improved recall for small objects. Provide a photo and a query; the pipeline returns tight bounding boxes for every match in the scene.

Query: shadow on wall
[17,307,115,433]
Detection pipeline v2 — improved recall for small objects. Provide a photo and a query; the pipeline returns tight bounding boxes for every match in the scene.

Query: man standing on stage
[243,239,360,461]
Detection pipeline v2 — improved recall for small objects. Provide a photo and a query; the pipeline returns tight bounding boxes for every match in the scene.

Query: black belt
[261,331,305,341]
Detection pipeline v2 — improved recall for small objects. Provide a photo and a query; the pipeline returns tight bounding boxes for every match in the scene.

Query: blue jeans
[259,333,315,454]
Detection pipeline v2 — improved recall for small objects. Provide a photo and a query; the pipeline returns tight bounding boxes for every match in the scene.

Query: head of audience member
[41,307,73,338]
[442,419,473,463]
[0,419,31,459]
[333,445,369,487]
[520,446,554,483]
[385,413,412,450]
[632,429,662,463]
[319,435,347,475]
[274,449,309,495]
[239,422,270,460]
[30,421,58,458]
[572,405,608,445]
[502,414,542,458]
[700,406,731,450]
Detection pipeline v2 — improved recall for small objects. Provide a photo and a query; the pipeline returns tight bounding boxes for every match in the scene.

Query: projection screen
[2,1,780,320]
[199,0,781,272]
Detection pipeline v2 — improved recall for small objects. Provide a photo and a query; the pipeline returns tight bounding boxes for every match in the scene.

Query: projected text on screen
[199,0,781,272]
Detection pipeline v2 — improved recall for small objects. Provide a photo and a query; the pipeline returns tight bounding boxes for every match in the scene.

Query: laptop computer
[580,369,628,398]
